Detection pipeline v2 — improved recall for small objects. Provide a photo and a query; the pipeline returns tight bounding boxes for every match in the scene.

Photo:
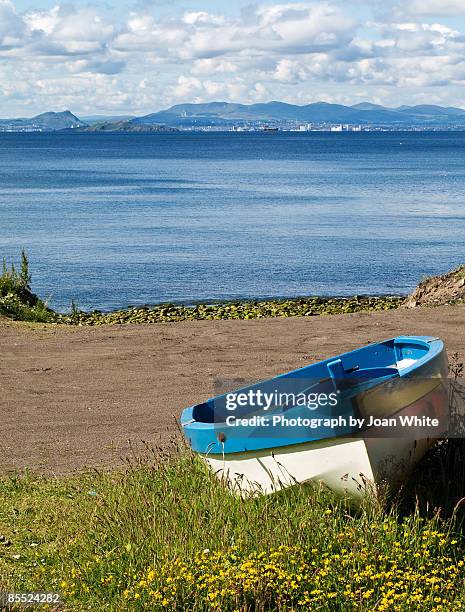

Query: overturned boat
[181,336,448,498]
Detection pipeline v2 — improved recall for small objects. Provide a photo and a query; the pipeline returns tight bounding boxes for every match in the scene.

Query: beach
[2,303,464,475]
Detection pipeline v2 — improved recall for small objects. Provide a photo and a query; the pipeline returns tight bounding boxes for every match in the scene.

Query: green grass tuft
[0,250,54,323]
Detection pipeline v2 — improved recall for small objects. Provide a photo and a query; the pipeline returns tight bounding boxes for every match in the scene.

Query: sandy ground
[1,305,464,475]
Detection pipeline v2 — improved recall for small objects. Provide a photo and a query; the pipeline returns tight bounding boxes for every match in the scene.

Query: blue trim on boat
[181,336,445,456]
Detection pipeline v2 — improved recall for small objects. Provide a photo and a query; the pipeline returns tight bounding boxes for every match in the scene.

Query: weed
[0,250,54,322]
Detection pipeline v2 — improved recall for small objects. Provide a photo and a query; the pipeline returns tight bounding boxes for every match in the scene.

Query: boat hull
[202,381,448,498]
[205,437,376,498]
[204,437,431,498]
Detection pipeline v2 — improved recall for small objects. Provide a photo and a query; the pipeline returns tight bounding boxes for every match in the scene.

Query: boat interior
[191,337,438,424]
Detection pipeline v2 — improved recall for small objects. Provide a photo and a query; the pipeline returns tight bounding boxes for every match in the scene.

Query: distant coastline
[67,120,179,133]
[4,100,465,133]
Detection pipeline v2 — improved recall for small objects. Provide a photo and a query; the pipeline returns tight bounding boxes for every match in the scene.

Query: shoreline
[1,253,408,326]
[56,294,404,325]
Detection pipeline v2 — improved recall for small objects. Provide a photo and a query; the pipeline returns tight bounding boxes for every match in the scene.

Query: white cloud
[406,0,465,17]
[66,58,126,75]
[369,21,462,56]
[29,6,114,55]
[179,3,356,59]
[273,58,308,83]
[256,3,356,50]
[0,0,25,49]
[182,12,226,26]
[171,75,256,102]
[112,3,357,61]
[191,58,239,75]
[24,6,61,35]
[2,0,465,116]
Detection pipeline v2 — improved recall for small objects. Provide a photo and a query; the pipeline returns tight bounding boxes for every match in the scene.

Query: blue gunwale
[181,336,445,455]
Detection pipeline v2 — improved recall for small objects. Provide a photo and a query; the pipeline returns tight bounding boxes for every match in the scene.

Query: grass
[0,251,402,326]
[420,266,465,289]
[455,265,465,280]
[2,440,465,611]
[0,251,54,323]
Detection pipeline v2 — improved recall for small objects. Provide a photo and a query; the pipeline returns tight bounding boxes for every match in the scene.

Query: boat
[181,336,448,498]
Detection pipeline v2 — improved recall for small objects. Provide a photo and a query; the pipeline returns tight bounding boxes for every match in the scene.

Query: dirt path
[1,305,464,475]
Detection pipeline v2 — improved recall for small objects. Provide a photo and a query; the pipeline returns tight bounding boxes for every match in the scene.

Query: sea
[1,131,464,312]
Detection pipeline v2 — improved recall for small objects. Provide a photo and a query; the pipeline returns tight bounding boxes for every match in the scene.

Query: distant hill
[32,111,86,130]
[397,105,465,118]
[0,110,87,131]
[132,101,465,128]
[76,120,178,133]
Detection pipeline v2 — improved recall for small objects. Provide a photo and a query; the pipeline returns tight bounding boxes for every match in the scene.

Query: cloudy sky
[2,0,465,117]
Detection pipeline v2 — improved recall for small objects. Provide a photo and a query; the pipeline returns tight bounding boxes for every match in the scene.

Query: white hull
[204,436,433,498]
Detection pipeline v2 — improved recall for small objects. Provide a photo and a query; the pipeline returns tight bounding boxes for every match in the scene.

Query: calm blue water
[0,131,464,312]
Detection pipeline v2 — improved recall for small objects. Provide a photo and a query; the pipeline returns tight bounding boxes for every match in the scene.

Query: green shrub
[0,250,54,322]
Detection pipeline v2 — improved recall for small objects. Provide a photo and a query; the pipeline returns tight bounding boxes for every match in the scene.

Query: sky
[2,0,465,117]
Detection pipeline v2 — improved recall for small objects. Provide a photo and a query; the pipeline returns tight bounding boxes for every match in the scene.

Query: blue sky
[2,0,465,117]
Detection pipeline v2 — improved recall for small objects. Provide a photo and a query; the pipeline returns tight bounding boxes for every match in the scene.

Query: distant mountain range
[3,102,465,132]
[133,101,465,127]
